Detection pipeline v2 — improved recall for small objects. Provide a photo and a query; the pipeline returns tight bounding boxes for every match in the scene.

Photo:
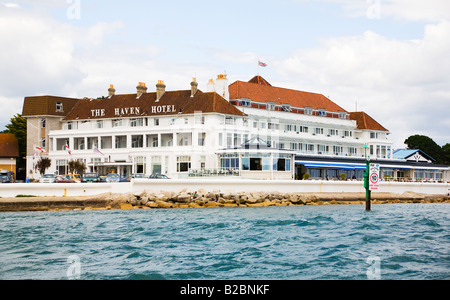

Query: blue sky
[1,0,449,148]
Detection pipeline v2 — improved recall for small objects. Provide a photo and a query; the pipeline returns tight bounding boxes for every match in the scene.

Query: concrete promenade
[0,179,449,198]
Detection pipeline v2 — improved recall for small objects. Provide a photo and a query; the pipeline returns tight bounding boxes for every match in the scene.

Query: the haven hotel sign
[90,105,176,118]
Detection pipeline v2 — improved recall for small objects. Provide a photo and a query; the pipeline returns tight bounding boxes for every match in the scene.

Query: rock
[175,193,191,203]
[146,201,159,208]
[156,200,173,209]
[139,197,149,205]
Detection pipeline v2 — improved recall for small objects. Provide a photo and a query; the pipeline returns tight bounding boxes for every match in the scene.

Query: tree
[35,157,51,176]
[68,160,86,175]
[1,114,27,179]
[404,135,443,164]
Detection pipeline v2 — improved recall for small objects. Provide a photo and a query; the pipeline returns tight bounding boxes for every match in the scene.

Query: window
[225,117,235,125]
[241,99,251,107]
[314,127,323,135]
[154,118,160,126]
[66,122,74,130]
[344,130,352,137]
[87,137,98,150]
[147,134,158,148]
[74,138,85,150]
[282,104,291,112]
[134,156,146,174]
[130,118,143,127]
[339,112,348,119]
[56,102,63,112]
[96,121,103,129]
[285,124,292,131]
[268,122,279,130]
[198,132,206,146]
[177,156,191,172]
[333,145,343,155]
[40,118,46,128]
[56,159,67,175]
[132,135,143,148]
[115,136,127,149]
[113,119,124,127]
[304,107,313,115]
[348,147,357,155]
[151,156,162,174]
[267,102,276,111]
[101,137,112,149]
[328,129,338,136]
[318,109,327,116]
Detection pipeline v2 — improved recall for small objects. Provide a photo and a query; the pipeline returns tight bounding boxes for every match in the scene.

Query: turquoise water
[0,204,449,280]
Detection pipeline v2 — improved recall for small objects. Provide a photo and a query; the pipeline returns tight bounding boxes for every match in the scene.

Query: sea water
[0,203,449,280]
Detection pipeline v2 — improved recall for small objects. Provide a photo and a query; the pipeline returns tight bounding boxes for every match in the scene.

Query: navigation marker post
[363,144,371,211]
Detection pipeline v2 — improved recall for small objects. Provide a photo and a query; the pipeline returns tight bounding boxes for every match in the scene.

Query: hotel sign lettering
[90,105,177,117]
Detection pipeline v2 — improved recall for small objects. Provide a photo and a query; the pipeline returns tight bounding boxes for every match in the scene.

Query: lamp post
[363,144,371,211]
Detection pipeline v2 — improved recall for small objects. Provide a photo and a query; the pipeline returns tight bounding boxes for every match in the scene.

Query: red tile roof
[349,112,388,132]
[22,96,79,117]
[64,90,246,120]
[0,134,19,158]
[229,76,348,113]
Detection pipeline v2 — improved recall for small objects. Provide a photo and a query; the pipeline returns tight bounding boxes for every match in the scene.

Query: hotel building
[22,75,449,181]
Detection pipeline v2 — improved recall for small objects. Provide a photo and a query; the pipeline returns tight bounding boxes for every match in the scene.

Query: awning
[298,162,366,170]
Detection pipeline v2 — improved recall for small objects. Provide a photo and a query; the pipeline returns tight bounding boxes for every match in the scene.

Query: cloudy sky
[1,0,449,148]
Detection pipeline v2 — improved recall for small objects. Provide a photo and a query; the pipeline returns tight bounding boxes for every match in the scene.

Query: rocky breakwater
[129,189,357,209]
[125,189,450,209]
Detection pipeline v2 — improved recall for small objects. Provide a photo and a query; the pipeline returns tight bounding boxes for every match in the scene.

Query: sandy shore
[0,190,449,212]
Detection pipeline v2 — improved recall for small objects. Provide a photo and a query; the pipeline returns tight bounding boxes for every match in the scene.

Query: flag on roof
[258,61,267,67]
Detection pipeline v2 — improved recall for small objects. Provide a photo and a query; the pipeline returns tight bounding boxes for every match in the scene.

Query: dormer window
[241,99,251,107]
[56,102,63,112]
[318,109,327,116]
[304,107,313,115]
[339,111,348,119]
[282,104,291,112]
[267,102,276,111]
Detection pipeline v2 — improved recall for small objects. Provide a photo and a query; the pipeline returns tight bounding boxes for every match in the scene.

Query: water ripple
[0,203,449,280]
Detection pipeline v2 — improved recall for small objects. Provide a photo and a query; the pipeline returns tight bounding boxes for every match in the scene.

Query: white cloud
[276,20,450,147]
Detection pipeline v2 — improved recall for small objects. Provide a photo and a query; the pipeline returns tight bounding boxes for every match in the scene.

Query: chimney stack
[191,78,198,97]
[136,82,147,98]
[108,84,116,98]
[156,80,166,101]
[207,78,215,93]
[215,74,229,101]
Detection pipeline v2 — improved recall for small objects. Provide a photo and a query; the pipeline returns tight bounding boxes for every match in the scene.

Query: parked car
[99,175,107,182]
[62,174,82,183]
[0,171,15,183]
[120,175,130,182]
[39,174,56,183]
[56,175,76,183]
[83,172,99,183]
[106,173,120,183]
[149,174,170,179]
[131,173,147,179]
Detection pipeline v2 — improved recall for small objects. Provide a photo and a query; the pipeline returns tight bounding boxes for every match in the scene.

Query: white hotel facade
[22,75,449,181]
